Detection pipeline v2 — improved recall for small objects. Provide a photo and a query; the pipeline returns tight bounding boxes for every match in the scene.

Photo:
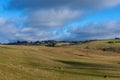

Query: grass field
[0,40,120,80]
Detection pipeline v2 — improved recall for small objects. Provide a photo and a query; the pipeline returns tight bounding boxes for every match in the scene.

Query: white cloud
[0,19,18,34]
[0,18,120,42]
[11,9,82,41]
[0,18,7,24]
[26,9,82,29]
[0,17,19,43]
[63,21,120,40]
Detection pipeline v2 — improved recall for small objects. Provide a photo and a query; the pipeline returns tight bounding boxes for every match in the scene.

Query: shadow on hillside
[56,60,115,69]
[98,47,120,53]
[43,66,120,78]
[50,60,120,78]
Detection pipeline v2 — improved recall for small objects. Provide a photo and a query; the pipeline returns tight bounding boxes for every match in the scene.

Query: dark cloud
[9,0,120,10]
[64,21,120,40]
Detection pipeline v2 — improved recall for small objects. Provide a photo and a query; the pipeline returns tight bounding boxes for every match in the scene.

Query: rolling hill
[0,40,120,80]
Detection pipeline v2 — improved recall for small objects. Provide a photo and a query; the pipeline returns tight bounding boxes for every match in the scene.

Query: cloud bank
[0,0,120,42]
[65,21,120,40]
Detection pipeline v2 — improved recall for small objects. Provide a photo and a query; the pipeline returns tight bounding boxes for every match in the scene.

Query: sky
[0,0,120,43]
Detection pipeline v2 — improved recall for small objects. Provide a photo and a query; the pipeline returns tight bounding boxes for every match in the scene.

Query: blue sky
[0,0,120,43]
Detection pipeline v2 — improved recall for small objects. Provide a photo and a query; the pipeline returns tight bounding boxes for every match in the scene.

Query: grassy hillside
[0,40,120,80]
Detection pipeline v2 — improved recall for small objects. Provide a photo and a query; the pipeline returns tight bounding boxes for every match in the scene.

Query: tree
[46,40,56,47]
[115,38,120,40]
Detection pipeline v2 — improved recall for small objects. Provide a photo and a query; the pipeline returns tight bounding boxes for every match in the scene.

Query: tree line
[7,40,57,47]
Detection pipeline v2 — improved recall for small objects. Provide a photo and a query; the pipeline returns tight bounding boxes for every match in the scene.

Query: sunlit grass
[0,40,120,80]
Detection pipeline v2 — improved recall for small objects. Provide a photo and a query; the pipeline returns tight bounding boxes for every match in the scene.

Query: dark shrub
[108,41,114,44]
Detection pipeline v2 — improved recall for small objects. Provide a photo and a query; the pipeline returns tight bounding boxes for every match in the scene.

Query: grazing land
[0,40,120,80]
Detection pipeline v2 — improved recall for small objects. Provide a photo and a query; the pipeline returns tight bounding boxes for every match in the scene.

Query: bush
[108,41,114,44]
